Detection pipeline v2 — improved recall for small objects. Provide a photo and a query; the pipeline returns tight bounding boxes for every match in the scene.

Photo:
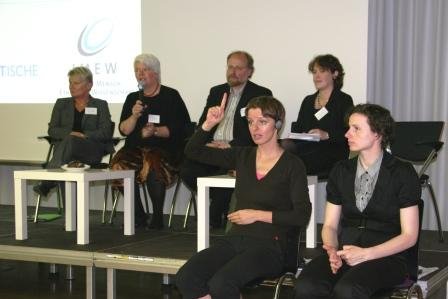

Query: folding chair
[390,121,445,242]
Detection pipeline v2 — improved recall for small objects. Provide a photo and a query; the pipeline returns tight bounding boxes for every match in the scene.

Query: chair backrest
[390,121,444,163]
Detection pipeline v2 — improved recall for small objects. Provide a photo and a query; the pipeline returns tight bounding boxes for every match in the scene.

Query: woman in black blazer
[282,54,353,175]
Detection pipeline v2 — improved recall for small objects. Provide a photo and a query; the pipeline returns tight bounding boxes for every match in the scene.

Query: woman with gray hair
[112,53,191,229]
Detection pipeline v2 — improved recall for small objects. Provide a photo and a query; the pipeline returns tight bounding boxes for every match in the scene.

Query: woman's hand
[308,128,329,140]
[131,100,146,118]
[323,244,343,274]
[337,245,370,266]
[202,93,227,131]
[141,122,156,138]
[70,131,85,138]
[227,209,260,225]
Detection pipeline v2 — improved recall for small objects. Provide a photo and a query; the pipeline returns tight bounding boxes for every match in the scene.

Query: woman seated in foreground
[295,103,421,299]
[176,95,311,299]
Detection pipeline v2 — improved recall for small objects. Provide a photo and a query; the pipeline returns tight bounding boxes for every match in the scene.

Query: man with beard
[180,50,272,228]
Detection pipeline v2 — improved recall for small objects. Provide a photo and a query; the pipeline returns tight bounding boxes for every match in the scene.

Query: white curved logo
[78,18,114,56]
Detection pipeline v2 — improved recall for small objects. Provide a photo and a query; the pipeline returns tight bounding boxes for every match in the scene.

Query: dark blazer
[48,96,114,153]
[326,152,421,249]
[197,80,272,146]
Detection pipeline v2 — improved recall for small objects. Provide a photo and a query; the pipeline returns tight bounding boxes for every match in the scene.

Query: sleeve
[184,127,238,170]
[326,161,345,205]
[272,158,312,227]
[397,161,421,208]
[163,90,191,142]
[48,99,71,139]
[118,93,135,136]
[198,88,215,127]
[327,93,353,143]
[83,100,113,141]
[295,96,312,133]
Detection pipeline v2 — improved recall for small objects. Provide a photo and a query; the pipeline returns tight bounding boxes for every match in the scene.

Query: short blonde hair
[67,66,93,83]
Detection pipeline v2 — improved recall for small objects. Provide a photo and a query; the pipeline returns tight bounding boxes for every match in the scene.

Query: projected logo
[78,18,114,56]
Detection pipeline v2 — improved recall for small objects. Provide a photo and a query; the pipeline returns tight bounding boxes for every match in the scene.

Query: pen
[107,254,154,262]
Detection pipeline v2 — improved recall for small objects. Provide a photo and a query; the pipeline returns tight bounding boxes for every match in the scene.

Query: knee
[179,168,196,191]
[175,264,195,296]
[333,280,369,299]
[208,273,239,298]
[294,275,319,299]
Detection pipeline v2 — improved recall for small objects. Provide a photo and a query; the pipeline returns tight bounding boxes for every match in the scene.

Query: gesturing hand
[202,93,227,131]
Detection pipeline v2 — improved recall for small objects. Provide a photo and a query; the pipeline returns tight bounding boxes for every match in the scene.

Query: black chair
[371,199,424,299]
[244,228,304,299]
[390,121,445,242]
[34,122,117,223]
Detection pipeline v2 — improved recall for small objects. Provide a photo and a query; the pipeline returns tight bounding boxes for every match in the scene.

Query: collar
[356,151,383,179]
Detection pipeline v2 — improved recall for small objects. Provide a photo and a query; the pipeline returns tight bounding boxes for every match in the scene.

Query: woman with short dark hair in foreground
[295,104,421,299]
[176,95,311,299]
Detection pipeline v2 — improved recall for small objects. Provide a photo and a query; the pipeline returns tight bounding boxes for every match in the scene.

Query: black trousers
[47,135,105,168]
[176,235,284,299]
[180,158,234,227]
[294,253,407,299]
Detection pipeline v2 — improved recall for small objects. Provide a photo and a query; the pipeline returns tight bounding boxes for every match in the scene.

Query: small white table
[14,169,135,245]
[197,175,318,251]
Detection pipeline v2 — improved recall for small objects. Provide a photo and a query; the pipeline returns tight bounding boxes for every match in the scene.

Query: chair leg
[33,194,42,223]
[109,189,120,224]
[102,181,110,224]
[56,184,63,214]
[183,192,196,229]
[425,180,444,242]
[141,184,150,214]
[168,178,182,228]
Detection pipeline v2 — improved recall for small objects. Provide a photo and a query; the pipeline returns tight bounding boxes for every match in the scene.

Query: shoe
[33,182,55,197]
[147,216,164,230]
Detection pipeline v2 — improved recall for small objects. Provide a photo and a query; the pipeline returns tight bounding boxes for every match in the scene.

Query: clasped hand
[227,209,258,225]
[336,245,369,266]
[141,122,156,138]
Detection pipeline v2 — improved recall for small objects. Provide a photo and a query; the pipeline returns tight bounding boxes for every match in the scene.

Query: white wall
[0,0,367,161]
[0,0,368,222]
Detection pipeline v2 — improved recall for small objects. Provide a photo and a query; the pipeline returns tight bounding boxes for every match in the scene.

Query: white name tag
[314,107,328,120]
[148,114,160,124]
[240,107,246,117]
[85,107,97,115]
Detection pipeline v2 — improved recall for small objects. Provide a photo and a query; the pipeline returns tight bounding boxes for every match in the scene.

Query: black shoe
[33,182,55,197]
[147,216,164,230]
[135,215,150,229]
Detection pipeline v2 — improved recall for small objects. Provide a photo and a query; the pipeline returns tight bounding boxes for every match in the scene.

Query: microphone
[137,80,145,91]
[137,80,148,111]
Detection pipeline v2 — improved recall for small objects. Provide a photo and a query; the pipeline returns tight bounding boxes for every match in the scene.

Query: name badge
[240,107,246,117]
[85,107,97,115]
[314,107,328,120]
[148,114,160,124]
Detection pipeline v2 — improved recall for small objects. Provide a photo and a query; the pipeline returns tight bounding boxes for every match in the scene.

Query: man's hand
[206,140,231,149]
[70,131,85,138]
[131,100,146,118]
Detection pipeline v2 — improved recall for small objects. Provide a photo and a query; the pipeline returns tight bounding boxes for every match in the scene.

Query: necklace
[316,93,328,109]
